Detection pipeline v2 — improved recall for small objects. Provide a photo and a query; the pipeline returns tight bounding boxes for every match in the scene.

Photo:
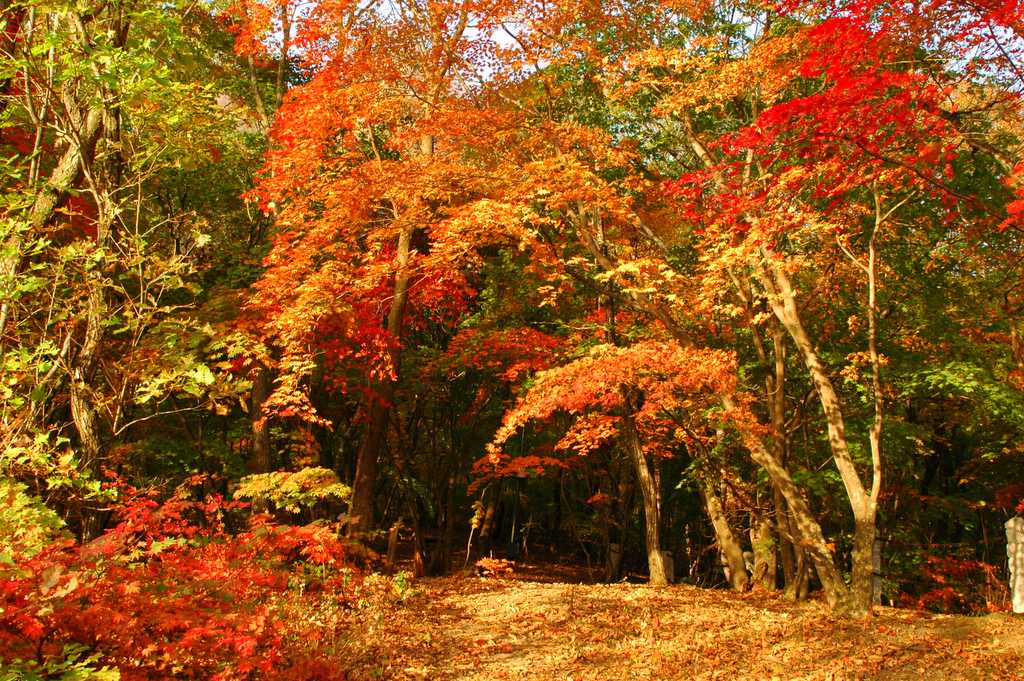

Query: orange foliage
[480,341,742,480]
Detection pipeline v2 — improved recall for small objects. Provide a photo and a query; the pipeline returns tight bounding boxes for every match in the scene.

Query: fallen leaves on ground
[342,570,1024,681]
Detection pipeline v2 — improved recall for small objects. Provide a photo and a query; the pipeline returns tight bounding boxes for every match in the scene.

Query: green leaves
[0,477,67,559]
[905,361,1024,429]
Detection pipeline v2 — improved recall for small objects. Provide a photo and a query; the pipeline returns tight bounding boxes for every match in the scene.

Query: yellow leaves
[604,31,804,118]
[430,199,526,266]
[234,467,351,514]
[658,0,715,20]
[594,258,690,304]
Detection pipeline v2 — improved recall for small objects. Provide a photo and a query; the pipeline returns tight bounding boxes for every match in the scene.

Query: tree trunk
[774,484,798,591]
[768,321,799,592]
[663,129,864,607]
[411,507,426,578]
[386,519,401,569]
[789,549,811,601]
[701,479,748,591]
[750,516,776,590]
[728,403,850,607]
[348,222,413,535]
[69,276,105,468]
[758,257,875,615]
[440,473,456,574]
[622,410,668,586]
[350,398,388,535]
[478,483,499,556]
[349,131,426,536]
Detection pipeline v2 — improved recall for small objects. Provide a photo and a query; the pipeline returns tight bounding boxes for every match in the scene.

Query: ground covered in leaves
[345,567,1024,681]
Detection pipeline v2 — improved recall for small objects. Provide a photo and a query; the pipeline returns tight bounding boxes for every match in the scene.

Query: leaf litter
[343,569,1024,681]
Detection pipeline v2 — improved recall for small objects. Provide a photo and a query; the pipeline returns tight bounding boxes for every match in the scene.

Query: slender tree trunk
[701,478,749,591]
[731,273,788,593]
[349,126,431,536]
[621,407,668,586]
[274,3,291,109]
[727,401,849,607]
[386,519,401,569]
[774,484,798,591]
[768,322,799,592]
[411,505,426,578]
[790,550,810,601]
[855,193,885,611]
[478,482,499,556]
[349,180,419,535]
[69,268,105,467]
[349,130,433,536]
[70,43,124,469]
[665,132,857,608]
[350,388,391,534]
[439,473,456,574]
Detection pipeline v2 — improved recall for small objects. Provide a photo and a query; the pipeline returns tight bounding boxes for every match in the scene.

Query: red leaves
[0,480,358,679]
[439,326,562,383]
[902,555,1009,613]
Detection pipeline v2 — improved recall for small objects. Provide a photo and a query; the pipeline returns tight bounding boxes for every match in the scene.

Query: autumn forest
[2,0,1024,678]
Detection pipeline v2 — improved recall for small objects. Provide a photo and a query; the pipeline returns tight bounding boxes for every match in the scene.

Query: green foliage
[0,644,120,680]
[0,477,66,561]
[1,434,112,512]
[905,361,1024,429]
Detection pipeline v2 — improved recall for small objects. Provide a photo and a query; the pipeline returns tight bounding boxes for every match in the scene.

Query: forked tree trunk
[726,400,850,607]
[659,130,869,609]
[758,256,878,615]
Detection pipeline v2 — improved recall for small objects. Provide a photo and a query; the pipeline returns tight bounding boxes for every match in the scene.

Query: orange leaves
[556,414,621,456]
[1001,161,1024,231]
[483,341,739,479]
[245,0,534,413]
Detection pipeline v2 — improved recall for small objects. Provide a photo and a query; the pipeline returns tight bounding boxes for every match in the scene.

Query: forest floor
[342,563,1024,681]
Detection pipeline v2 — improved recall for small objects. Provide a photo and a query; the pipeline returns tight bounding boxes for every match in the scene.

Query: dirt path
[347,575,1024,681]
